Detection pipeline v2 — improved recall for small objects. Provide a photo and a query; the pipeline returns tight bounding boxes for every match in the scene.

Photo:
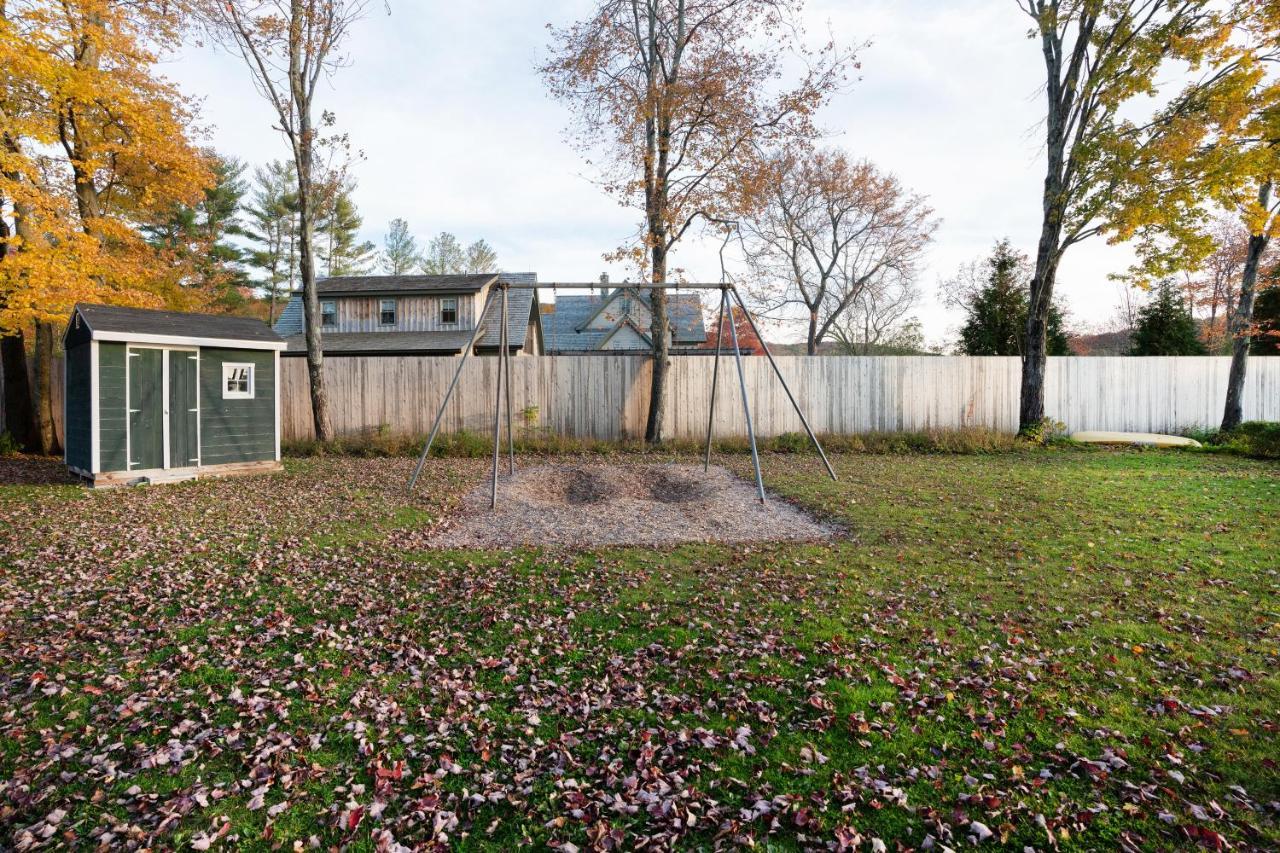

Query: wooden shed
[63,304,287,486]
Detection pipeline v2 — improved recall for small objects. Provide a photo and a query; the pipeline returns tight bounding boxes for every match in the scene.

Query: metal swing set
[406,280,836,507]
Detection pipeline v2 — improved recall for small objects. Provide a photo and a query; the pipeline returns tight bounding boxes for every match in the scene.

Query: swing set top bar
[504,281,727,290]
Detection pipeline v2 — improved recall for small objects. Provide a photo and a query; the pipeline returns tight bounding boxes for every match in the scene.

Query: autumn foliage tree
[1,0,212,451]
[1109,2,1280,430]
[1016,0,1226,432]
[542,0,859,442]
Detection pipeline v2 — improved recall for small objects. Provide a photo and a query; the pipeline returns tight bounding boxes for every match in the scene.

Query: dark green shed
[63,304,287,486]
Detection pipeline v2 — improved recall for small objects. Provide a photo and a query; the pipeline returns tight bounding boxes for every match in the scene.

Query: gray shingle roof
[477,273,539,350]
[541,290,706,353]
[283,330,476,355]
[314,274,497,296]
[76,303,282,344]
[273,295,305,337]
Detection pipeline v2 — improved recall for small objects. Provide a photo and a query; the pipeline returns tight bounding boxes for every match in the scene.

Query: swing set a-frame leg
[409,287,499,492]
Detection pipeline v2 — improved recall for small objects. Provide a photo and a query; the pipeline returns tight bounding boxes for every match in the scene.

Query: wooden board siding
[199,348,277,465]
[279,354,1280,442]
[98,343,128,472]
[64,343,92,471]
[326,294,476,334]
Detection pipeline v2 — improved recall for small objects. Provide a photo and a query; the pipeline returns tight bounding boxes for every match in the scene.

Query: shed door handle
[129,409,140,413]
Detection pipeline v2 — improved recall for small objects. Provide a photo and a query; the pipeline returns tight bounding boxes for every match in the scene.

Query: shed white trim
[91,330,286,351]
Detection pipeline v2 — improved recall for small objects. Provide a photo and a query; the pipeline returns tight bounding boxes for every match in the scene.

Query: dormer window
[321,300,337,327]
[440,297,458,325]
[379,299,397,326]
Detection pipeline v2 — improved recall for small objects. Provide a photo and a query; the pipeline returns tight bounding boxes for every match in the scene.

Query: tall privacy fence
[277,355,1280,442]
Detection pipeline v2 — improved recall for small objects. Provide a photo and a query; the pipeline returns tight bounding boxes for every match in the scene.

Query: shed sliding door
[127,347,200,472]
[127,348,164,471]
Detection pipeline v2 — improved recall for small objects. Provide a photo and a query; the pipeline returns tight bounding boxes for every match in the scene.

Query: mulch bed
[424,462,837,549]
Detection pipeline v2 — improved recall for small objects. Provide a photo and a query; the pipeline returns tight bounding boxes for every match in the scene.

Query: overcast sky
[165,0,1142,347]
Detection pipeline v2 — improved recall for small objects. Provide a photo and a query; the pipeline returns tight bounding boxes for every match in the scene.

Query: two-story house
[540,284,708,354]
[272,272,542,356]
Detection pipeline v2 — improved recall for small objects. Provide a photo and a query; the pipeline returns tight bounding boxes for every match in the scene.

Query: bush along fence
[274,355,1280,443]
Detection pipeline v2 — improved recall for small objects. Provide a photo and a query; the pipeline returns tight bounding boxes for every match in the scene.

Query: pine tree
[244,161,300,323]
[142,153,249,309]
[463,238,498,273]
[420,231,464,275]
[957,240,1069,356]
[1130,280,1207,355]
[318,181,376,276]
[381,219,421,275]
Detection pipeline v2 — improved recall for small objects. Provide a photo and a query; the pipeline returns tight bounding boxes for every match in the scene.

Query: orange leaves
[0,0,213,333]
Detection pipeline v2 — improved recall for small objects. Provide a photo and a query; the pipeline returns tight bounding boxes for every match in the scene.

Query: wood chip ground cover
[426,463,836,549]
[0,451,1277,850]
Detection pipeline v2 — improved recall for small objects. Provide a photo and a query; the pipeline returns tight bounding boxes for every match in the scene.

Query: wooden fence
[278,355,1280,442]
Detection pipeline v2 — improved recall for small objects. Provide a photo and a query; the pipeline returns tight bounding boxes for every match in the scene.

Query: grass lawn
[0,448,1277,850]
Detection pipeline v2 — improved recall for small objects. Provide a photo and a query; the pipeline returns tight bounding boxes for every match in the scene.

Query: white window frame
[321,300,337,327]
[222,362,255,399]
[379,298,397,326]
[440,297,458,326]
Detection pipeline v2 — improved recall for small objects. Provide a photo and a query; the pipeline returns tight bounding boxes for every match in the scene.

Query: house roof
[312,274,498,296]
[541,290,707,353]
[477,273,539,350]
[72,303,285,350]
[275,272,541,355]
[283,330,476,355]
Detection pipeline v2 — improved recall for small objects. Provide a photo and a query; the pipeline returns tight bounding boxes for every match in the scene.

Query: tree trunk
[807,309,819,355]
[33,320,60,455]
[644,242,669,443]
[0,332,37,451]
[1221,229,1268,433]
[1021,233,1061,430]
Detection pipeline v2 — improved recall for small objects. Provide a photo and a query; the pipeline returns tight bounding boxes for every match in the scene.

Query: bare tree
[541,0,859,442]
[828,277,921,355]
[743,148,935,354]
[199,0,373,441]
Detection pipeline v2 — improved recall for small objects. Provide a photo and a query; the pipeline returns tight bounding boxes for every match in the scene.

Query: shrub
[0,432,20,457]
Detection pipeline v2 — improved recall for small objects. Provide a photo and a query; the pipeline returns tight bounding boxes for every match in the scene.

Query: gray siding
[64,343,92,471]
[199,348,276,464]
[98,343,128,472]
[324,293,479,333]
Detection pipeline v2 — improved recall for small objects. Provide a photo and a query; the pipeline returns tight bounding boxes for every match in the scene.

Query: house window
[321,300,337,327]
[380,298,397,326]
[441,297,458,325]
[222,363,255,399]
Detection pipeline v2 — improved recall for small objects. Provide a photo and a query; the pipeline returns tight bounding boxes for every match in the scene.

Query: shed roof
[71,304,285,350]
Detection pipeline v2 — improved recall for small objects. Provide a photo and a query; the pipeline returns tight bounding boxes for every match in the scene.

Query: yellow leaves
[0,0,212,334]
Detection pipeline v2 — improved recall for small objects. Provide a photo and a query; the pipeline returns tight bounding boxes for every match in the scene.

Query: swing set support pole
[703,287,727,472]
[730,284,837,482]
[409,287,498,492]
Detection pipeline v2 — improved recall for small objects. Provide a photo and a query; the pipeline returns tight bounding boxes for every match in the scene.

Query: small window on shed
[222,363,255,399]
[441,297,458,325]
[321,300,337,327]
[380,299,397,326]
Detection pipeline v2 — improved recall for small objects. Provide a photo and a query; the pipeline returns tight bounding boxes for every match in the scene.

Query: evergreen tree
[956,240,1069,356]
[381,219,421,275]
[463,238,498,273]
[1130,280,1207,355]
[317,181,376,276]
[244,160,299,323]
[420,231,464,274]
[1249,284,1279,355]
[142,153,250,308]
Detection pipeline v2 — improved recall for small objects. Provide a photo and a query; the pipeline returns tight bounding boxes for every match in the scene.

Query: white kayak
[1071,430,1202,448]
